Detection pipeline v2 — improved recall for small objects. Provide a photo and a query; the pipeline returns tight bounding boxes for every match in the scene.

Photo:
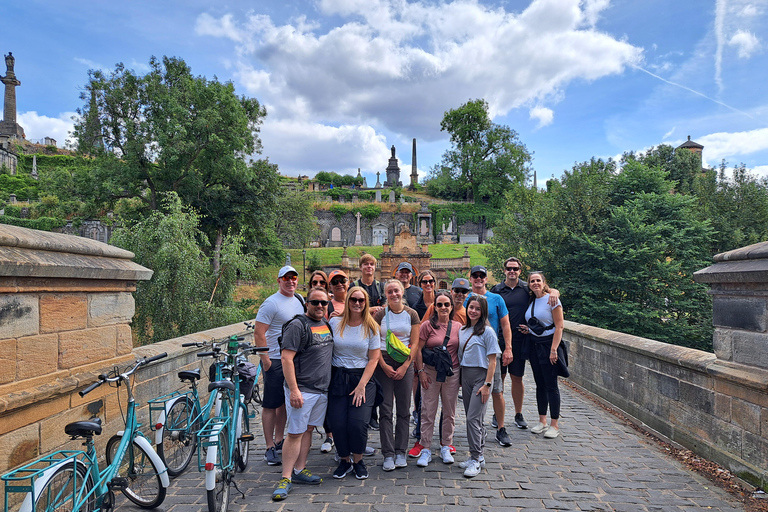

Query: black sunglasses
[505,266,520,272]
[435,302,452,308]
[349,297,366,305]
[308,299,329,306]
[421,279,435,284]
[471,273,486,279]
[331,278,347,285]
[311,279,327,286]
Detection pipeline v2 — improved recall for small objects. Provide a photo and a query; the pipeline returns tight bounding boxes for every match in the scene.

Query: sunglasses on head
[331,278,347,285]
[435,302,451,308]
[308,299,329,306]
[349,297,366,305]
[281,275,298,282]
[421,279,435,285]
[505,266,520,272]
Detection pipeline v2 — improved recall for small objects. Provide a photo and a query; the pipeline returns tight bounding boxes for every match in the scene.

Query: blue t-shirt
[465,291,508,348]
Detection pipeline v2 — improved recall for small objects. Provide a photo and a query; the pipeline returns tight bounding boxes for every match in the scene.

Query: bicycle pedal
[108,477,129,491]
[239,433,254,442]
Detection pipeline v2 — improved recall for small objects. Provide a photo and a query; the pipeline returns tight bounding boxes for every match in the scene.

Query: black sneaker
[496,427,512,447]
[264,446,281,465]
[353,459,369,480]
[275,439,284,453]
[333,460,353,479]
[514,413,528,429]
[368,418,379,431]
[490,414,498,429]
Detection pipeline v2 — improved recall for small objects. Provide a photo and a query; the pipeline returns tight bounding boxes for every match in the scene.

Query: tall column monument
[0,52,25,139]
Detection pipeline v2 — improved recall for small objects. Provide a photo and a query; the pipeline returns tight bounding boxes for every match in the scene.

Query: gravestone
[331,227,342,242]
[375,190,381,202]
[389,190,395,203]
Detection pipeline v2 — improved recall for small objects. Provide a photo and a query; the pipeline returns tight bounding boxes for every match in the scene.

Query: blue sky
[5,0,768,186]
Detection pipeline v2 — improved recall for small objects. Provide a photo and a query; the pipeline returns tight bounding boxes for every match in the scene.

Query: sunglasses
[281,275,298,282]
[505,266,521,272]
[311,279,326,286]
[471,273,486,279]
[435,302,452,308]
[452,289,468,294]
[331,278,347,285]
[308,299,329,306]
[421,279,435,285]
[349,297,366,305]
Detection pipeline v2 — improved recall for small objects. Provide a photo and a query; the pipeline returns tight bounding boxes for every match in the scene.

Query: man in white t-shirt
[254,265,306,466]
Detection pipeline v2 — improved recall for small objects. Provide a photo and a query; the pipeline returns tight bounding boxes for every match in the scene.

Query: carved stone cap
[0,224,153,281]
[694,240,768,284]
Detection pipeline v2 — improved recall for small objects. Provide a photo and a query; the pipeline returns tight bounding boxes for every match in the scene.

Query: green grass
[286,244,488,268]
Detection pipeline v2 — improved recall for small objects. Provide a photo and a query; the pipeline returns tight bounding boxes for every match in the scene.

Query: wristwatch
[485,382,492,388]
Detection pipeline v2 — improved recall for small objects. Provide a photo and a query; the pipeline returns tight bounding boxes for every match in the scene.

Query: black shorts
[262,358,286,409]
[506,338,529,378]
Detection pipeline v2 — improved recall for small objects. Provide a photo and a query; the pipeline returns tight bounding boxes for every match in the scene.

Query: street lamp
[302,249,307,289]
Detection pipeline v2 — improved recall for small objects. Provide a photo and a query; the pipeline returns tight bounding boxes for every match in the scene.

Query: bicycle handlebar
[79,380,103,397]
[144,353,167,364]
[79,353,167,397]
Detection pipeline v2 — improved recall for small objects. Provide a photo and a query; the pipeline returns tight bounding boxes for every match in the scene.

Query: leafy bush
[0,215,66,231]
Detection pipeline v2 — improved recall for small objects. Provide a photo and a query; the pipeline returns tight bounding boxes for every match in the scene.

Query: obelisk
[409,138,418,189]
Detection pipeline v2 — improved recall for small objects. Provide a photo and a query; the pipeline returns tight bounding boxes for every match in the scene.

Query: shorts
[262,358,285,409]
[506,338,529,378]
[492,359,503,394]
[284,388,328,435]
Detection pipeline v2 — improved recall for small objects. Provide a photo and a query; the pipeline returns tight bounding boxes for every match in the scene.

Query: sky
[4,0,768,186]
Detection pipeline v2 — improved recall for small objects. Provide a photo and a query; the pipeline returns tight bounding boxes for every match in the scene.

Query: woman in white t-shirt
[372,279,421,472]
[327,287,380,480]
[457,295,500,478]
[519,271,564,439]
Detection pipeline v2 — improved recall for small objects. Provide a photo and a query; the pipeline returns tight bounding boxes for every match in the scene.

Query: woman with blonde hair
[373,279,421,471]
[327,287,381,479]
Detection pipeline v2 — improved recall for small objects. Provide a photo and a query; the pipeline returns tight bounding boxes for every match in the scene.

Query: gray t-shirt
[329,317,379,369]
[281,316,334,393]
[458,326,500,369]
[255,292,305,359]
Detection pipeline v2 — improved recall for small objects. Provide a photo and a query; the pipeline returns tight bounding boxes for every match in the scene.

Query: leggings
[529,335,560,419]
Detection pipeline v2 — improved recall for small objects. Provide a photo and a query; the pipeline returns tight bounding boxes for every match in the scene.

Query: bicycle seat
[178,369,201,382]
[208,380,235,393]
[65,418,102,437]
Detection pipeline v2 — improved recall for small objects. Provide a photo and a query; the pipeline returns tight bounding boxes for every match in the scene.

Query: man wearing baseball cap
[254,265,306,465]
[465,265,514,447]
[420,278,470,324]
[395,261,427,319]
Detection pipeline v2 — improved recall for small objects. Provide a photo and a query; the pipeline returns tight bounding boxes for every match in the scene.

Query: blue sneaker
[272,478,292,501]
[293,468,322,484]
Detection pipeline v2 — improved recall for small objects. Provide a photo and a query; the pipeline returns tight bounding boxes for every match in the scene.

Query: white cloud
[196,0,642,154]
[752,165,768,178]
[663,127,676,140]
[697,127,768,166]
[17,111,77,147]
[529,106,554,128]
[728,30,761,58]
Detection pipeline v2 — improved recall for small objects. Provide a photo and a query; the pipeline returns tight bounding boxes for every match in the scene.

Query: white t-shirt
[329,317,379,369]
[524,294,563,338]
[373,306,420,351]
[254,292,305,358]
[458,326,500,369]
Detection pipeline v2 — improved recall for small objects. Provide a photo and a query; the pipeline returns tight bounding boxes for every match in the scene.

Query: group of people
[252,254,566,501]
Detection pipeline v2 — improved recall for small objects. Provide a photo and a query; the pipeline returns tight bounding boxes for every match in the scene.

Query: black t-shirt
[352,279,386,307]
[490,280,530,345]
[403,285,427,319]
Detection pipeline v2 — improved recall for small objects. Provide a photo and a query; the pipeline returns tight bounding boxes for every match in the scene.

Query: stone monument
[354,212,363,246]
[0,52,25,139]
[409,138,418,190]
[375,171,382,189]
[383,145,402,188]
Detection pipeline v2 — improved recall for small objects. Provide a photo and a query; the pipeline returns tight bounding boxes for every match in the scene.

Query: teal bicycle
[2,353,170,512]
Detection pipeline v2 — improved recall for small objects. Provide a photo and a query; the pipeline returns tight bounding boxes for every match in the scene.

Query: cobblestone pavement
[121,374,746,512]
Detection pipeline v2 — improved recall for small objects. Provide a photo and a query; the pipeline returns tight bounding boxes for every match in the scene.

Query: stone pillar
[0,52,25,139]
[354,212,363,246]
[694,241,768,368]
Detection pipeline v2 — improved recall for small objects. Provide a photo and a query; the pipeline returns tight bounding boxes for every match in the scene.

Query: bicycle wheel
[105,435,167,509]
[236,404,250,470]
[31,460,95,512]
[206,425,231,512]
[157,397,197,477]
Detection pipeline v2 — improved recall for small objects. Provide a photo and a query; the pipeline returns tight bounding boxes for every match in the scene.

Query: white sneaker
[463,459,482,477]
[530,422,548,434]
[440,445,454,464]
[544,426,560,439]
[320,437,334,453]
[416,449,431,467]
[364,446,376,456]
[394,453,408,468]
[458,456,485,469]
[382,456,395,471]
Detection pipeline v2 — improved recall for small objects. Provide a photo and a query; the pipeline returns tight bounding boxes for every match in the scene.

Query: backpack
[294,292,307,312]
[354,279,386,307]
[277,314,333,353]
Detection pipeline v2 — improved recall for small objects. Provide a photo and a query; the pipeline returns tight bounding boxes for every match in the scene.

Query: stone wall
[315,210,415,247]
[565,321,768,486]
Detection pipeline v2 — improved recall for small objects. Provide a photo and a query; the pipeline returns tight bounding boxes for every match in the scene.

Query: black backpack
[294,292,307,312]
[277,314,333,353]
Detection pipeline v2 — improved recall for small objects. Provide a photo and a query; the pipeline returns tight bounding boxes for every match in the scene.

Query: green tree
[110,193,256,345]
[425,99,532,207]
[272,188,320,248]
[487,157,714,350]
